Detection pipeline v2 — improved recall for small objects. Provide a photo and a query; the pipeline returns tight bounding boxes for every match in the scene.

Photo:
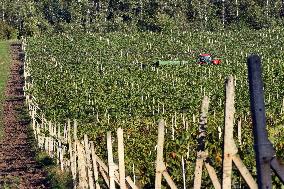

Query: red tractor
[197,54,221,65]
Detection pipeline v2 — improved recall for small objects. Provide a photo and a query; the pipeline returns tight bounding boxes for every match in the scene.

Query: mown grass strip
[0,41,11,138]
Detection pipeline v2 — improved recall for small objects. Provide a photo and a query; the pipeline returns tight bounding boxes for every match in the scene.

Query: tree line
[1,0,284,39]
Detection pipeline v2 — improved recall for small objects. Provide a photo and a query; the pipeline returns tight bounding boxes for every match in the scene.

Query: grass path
[0,43,51,188]
[0,41,11,138]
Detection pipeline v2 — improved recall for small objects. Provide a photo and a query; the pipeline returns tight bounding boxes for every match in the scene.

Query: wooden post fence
[22,40,284,189]
[222,75,257,189]
[193,96,221,189]
[155,120,178,189]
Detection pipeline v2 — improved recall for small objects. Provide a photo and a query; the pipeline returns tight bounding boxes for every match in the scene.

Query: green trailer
[154,60,189,66]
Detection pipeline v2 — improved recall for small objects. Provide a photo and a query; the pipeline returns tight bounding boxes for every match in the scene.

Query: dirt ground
[0,43,50,188]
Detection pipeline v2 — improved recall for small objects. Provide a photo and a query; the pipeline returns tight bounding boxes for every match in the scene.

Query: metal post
[247,54,275,189]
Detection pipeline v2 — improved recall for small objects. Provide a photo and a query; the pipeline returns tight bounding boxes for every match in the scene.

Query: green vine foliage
[27,28,284,187]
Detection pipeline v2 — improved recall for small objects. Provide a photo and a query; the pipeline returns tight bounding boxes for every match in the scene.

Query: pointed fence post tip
[247,54,261,63]
[159,119,165,126]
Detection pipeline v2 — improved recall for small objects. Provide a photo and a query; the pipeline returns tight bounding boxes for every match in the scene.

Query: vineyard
[25,28,284,188]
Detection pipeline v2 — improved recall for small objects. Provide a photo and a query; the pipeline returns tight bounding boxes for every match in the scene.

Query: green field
[26,29,284,187]
[0,41,11,137]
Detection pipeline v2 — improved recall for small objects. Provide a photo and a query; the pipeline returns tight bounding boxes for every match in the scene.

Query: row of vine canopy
[26,28,284,187]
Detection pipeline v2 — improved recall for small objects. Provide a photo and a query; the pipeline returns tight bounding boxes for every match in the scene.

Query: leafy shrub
[0,21,17,40]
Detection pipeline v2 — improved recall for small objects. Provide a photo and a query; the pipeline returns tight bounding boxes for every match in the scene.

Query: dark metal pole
[247,54,275,189]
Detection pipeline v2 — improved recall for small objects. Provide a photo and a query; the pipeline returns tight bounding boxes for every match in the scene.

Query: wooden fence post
[36,122,42,148]
[237,119,242,148]
[68,119,71,142]
[194,96,208,188]
[107,132,116,189]
[193,96,221,189]
[74,119,77,140]
[182,156,186,189]
[32,106,36,136]
[53,124,56,150]
[90,141,101,189]
[59,140,64,171]
[48,121,53,157]
[84,135,94,189]
[56,124,61,166]
[77,140,88,189]
[222,76,236,189]
[247,54,284,187]
[71,140,77,188]
[63,123,67,142]
[222,76,257,189]
[155,120,178,189]
[117,128,127,189]
[155,120,165,189]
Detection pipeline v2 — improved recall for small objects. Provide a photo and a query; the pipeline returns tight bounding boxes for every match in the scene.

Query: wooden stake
[77,141,88,189]
[94,153,121,185]
[44,135,48,154]
[57,123,61,139]
[133,164,136,185]
[126,176,139,189]
[222,76,257,189]
[72,141,77,186]
[237,119,242,147]
[204,163,221,189]
[100,166,110,188]
[232,155,257,188]
[53,124,57,156]
[222,76,236,188]
[59,140,64,170]
[67,119,71,142]
[74,119,77,140]
[155,120,165,189]
[63,123,67,142]
[56,125,61,165]
[171,115,174,140]
[182,156,186,189]
[107,132,115,189]
[84,135,94,189]
[161,163,178,189]
[49,121,53,157]
[193,96,220,189]
[90,141,101,189]
[117,128,126,189]
[193,153,204,189]
[32,107,36,135]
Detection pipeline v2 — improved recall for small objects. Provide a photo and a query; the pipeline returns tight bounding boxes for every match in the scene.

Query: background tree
[1,0,284,39]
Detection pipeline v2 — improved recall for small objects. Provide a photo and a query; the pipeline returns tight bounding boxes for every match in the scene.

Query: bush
[36,151,73,189]
[0,21,17,40]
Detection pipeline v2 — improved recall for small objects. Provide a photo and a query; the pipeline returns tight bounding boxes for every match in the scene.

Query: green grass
[0,41,11,138]
[35,152,73,189]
